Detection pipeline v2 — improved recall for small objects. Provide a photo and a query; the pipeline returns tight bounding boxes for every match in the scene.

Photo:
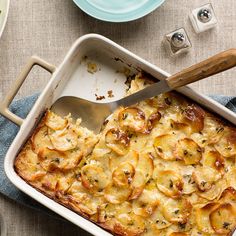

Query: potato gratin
[15,74,236,236]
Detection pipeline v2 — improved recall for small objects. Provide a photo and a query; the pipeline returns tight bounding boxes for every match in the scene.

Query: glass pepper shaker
[189,3,217,33]
[164,28,192,56]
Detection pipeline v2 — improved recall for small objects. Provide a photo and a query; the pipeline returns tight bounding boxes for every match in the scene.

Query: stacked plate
[73,0,166,22]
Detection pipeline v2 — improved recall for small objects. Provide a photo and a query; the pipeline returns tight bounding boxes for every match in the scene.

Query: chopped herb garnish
[164,97,171,105]
[122,113,128,120]
[140,203,146,207]
[178,222,186,229]
[52,158,60,163]
[223,222,231,229]
[128,221,134,226]
[216,127,224,133]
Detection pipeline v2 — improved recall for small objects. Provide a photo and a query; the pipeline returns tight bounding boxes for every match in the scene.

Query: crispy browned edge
[13,89,236,236]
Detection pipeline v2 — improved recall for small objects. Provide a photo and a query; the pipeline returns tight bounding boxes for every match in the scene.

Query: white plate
[0,0,10,39]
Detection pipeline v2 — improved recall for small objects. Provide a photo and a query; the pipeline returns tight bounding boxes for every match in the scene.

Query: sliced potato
[81,163,110,192]
[141,223,162,236]
[129,170,146,200]
[109,150,139,171]
[14,143,46,181]
[114,212,145,236]
[150,207,172,230]
[105,128,130,155]
[224,157,236,173]
[104,184,131,204]
[209,203,236,234]
[65,147,84,168]
[38,147,82,171]
[55,172,75,196]
[137,152,154,182]
[225,167,236,190]
[128,153,154,200]
[40,172,59,192]
[156,170,183,198]
[191,116,225,148]
[163,198,192,223]
[38,147,65,171]
[49,124,78,151]
[112,162,135,187]
[150,92,187,110]
[182,174,196,195]
[118,107,146,133]
[67,181,100,215]
[170,119,191,135]
[197,179,227,201]
[202,150,225,174]
[146,112,161,133]
[31,126,53,153]
[127,74,149,95]
[201,116,225,145]
[98,202,132,223]
[45,110,67,130]
[132,189,160,217]
[182,104,205,133]
[192,166,222,192]
[219,187,236,206]
[154,134,178,160]
[130,133,150,152]
[215,128,236,158]
[175,138,202,165]
[195,202,220,234]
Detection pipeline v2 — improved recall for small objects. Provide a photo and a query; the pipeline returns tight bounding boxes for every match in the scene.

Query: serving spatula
[52,49,236,133]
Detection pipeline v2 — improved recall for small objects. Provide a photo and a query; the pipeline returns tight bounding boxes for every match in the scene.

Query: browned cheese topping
[15,74,236,236]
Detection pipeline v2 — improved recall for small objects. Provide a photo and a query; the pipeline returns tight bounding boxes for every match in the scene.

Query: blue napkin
[0,94,236,216]
[0,94,60,218]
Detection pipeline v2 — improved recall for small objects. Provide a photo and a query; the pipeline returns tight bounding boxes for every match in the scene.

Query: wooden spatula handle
[166,48,236,89]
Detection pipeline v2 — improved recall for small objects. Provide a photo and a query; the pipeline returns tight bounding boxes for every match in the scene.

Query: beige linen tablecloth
[0,0,235,235]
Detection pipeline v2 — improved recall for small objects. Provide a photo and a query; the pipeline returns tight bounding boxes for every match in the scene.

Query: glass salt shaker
[189,3,217,33]
[164,28,192,56]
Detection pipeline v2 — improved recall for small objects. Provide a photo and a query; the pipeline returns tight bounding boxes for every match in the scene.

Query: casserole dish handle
[0,56,56,126]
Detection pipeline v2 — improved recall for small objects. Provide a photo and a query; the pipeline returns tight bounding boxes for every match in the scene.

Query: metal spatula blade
[51,80,170,133]
[51,96,114,133]
[52,49,236,133]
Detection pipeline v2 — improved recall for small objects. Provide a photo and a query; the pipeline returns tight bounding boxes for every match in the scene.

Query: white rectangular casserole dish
[1,34,236,236]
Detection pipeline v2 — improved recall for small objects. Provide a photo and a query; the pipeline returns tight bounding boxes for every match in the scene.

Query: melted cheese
[15,74,236,236]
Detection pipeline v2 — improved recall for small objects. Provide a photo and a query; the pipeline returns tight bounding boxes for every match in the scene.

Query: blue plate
[73,0,166,22]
